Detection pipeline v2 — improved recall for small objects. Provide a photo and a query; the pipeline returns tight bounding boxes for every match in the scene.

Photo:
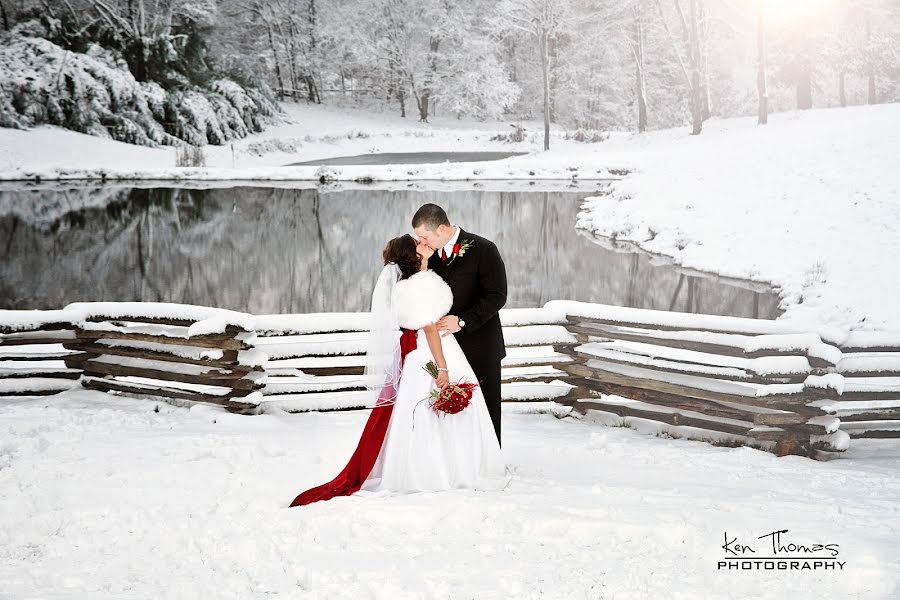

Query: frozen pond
[0,183,782,317]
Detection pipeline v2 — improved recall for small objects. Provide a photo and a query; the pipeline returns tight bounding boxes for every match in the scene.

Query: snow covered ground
[577,103,900,334]
[0,102,572,181]
[2,390,898,599]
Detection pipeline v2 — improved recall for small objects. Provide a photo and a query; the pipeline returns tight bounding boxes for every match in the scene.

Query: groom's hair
[412,203,451,230]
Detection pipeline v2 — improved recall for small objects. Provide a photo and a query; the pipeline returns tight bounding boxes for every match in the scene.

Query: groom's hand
[437,315,461,335]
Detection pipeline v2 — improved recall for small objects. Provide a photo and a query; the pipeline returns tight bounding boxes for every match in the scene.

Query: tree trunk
[865,9,876,104]
[796,66,812,109]
[688,0,702,135]
[756,0,768,125]
[698,0,710,120]
[276,23,299,100]
[839,70,847,107]
[549,36,558,123]
[632,4,648,132]
[305,75,318,103]
[418,93,429,122]
[540,30,551,150]
[266,24,285,101]
[417,37,440,122]
[0,0,8,31]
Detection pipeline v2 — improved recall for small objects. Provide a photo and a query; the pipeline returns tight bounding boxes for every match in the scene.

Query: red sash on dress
[289,329,418,507]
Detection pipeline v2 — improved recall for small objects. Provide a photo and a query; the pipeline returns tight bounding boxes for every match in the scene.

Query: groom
[412,203,507,447]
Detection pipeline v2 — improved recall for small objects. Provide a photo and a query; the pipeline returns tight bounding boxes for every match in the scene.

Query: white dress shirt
[441,225,461,259]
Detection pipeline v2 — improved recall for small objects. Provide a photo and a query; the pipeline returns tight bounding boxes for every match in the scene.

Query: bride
[290,234,508,507]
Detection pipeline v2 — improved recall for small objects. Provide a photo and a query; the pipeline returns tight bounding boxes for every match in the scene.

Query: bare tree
[630,1,648,132]
[756,0,768,124]
[655,0,703,134]
[495,0,574,150]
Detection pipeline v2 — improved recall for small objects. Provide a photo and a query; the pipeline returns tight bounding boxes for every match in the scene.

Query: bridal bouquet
[418,361,478,416]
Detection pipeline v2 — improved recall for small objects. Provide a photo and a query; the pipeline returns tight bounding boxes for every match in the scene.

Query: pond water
[0,183,782,318]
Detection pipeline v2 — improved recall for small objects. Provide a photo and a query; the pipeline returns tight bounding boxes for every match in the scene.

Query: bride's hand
[435,369,450,389]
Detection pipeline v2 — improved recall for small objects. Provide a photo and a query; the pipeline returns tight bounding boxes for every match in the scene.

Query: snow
[0,377,76,393]
[842,331,900,350]
[578,343,752,379]
[66,301,256,333]
[500,325,575,346]
[0,309,77,333]
[578,340,812,377]
[501,346,572,367]
[0,344,77,360]
[2,390,897,598]
[554,299,802,336]
[500,381,573,401]
[584,359,759,398]
[812,399,900,414]
[807,416,842,434]
[805,374,847,396]
[255,313,371,336]
[90,355,245,378]
[842,378,900,394]
[839,421,900,434]
[97,339,225,361]
[585,395,754,429]
[81,375,232,397]
[237,349,269,368]
[811,430,852,452]
[0,360,70,372]
[574,104,900,333]
[838,354,900,375]
[0,329,76,341]
[0,101,619,182]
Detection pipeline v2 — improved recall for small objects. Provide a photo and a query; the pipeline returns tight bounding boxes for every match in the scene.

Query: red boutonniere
[447,239,473,265]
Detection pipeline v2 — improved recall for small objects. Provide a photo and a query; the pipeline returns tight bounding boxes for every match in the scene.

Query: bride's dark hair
[383,234,422,280]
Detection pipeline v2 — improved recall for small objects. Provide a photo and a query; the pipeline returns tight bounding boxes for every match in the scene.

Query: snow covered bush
[490,124,527,143]
[565,129,610,143]
[0,32,281,147]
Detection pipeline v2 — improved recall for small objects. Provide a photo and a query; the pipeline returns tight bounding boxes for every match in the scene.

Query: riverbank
[577,103,900,333]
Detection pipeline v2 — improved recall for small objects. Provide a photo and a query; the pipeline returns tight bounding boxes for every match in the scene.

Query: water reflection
[0,185,782,318]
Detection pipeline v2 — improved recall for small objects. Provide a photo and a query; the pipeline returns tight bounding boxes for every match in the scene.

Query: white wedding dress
[360,270,509,494]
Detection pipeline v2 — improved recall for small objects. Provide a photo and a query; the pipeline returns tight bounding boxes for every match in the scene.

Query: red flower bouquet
[413,361,478,424]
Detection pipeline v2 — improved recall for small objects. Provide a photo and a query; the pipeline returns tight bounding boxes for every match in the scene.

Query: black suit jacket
[429,229,508,366]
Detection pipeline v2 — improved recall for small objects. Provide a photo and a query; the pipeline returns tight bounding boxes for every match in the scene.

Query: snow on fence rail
[2,302,899,458]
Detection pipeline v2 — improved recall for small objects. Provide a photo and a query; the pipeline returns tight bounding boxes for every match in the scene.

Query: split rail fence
[2,301,898,459]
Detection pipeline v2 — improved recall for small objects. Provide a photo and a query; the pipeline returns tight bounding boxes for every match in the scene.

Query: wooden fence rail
[2,301,898,459]
[547,301,900,458]
[56,303,264,412]
[252,309,576,412]
[0,311,84,396]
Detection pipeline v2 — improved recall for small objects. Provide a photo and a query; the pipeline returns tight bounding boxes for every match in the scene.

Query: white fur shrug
[392,270,453,330]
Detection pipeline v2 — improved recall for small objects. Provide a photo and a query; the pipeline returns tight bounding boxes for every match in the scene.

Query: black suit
[429,228,507,447]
